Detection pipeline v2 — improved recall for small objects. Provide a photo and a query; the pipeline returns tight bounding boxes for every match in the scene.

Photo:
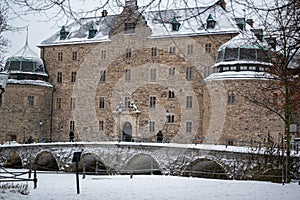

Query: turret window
[228,91,236,104]
[88,23,97,39]
[171,17,181,31]
[60,26,69,40]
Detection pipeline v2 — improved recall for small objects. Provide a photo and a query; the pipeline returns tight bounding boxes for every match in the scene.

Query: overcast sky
[3,0,263,59]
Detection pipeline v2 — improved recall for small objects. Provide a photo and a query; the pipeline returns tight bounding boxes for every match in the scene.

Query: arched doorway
[122,122,132,142]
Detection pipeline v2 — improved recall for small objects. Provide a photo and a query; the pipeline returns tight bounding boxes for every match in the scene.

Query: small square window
[151,47,157,57]
[169,91,175,99]
[167,115,175,123]
[169,47,176,54]
[205,43,212,54]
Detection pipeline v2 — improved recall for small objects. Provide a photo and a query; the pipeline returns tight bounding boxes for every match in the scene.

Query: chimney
[235,18,245,30]
[102,10,108,17]
[246,19,254,27]
[216,0,226,11]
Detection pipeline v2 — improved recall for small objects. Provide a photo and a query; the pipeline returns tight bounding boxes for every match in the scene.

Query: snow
[1,170,299,200]
[7,79,53,88]
[204,71,275,81]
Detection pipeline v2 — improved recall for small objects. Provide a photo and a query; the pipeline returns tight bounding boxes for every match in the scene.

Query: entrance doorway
[122,122,132,142]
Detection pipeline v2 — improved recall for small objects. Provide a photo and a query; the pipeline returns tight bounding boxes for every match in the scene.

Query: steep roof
[39,3,239,46]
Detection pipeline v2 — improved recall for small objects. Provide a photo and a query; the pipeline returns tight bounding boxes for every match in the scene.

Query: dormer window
[88,23,97,39]
[124,23,135,34]
[60,26,69,40]
[171,17,181,31]
[206,14,216,29]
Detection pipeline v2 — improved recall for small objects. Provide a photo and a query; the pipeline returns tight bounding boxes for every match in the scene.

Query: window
[28,96,34,107]
[186,121,192,133]
[124,23,135,34]
[187,44,194,55]
[58,52,63,61]
[151,47,157,57]
[149,121,155,133]
[223,66,229,71]
[56,97,62,109]
[99,120,104,132]
[186,96,193,108]
[169,91,175,99]
[71,71,76,83]
[72,51,78,61]
[57,72,62,83]
[99,97,105,109]
[206,14,216,29]
[186,67,193,80]
[150,96,156,109]
[240,66,247,70]
[70,120,75,132]
[205,43,212,54]
[228,91,236,104]
[169,67,175,76]
[169,47,176,54]
[249,66,256,71]
[125,96,130,109]
[150,68,156,81]
[125,69,131,82]
[230,66,237,71]
[70,98,75,109]
[126,48,132,58]
[100,70,106,82]
[101,49,107,60]
[167,115,175,123]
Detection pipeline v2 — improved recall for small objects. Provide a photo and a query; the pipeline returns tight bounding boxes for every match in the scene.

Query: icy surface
[7,79,53,87]
[1,172,299,200]
[204,71,275,81]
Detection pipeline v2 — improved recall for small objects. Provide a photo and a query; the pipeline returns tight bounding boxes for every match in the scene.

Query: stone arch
[183,157,228,179]
[78,153,109,175]
[4,151,23,168]
[122,153,162,175]
[34,151,59,171]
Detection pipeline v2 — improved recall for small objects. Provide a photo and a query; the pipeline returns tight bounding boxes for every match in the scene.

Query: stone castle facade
[0,0,298,145]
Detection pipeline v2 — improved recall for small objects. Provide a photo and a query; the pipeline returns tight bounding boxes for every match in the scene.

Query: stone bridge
[1,142,299,181]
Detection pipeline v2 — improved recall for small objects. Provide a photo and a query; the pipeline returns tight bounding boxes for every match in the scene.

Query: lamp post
[39,120,43,143]
[165,109,170,143]
[116,102,123,143]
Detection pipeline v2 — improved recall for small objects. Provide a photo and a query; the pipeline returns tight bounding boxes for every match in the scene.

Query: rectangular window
[56,97,62,109]
[72,51,78,61]
[125,96,130,109]
[186,96,193,108]
[28,96,34,107]
[70,120,75,132]
[100,70,106,82]
[99,97,105,109]
[169,67,175,76]
[126,48,132,59]
[151,47,157,57]
[167,115,175,123]
[99,120,104,132]
[57,72,62,83]
[149,121,155,133]
[150,96,156,109]
[125,69,131,82]
[58,52,63,61]
[205,43,212,54]
[240,66,248,70]
[169,91,175,99]
[249,66,256,71]
[124,23,135,34]
[169,46,176,54]
[70,98,75,109]
[228,91,236,104]
[186,67,193,80]
[187,44,194,55]
[150,68,156,81]
[186,121,192,133]
[230,66,237,71]
[101,49,107,60]
[71,71,76,83]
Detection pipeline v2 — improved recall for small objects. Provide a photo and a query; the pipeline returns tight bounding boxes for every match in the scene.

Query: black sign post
[72,151,82,194]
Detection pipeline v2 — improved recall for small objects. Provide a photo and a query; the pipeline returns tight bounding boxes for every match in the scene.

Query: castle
[0,0,298,146]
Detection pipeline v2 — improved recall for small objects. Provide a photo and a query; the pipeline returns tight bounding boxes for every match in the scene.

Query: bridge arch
[122,153,162,175]
[79,153,109,175]
[4,151,23,168]
[34,151,59,171]
[183,157,229,179]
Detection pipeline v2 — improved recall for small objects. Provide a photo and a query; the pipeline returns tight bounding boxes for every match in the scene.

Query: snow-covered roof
[39,3,239,46]
[7,79,53,87]
[204,71,275,81]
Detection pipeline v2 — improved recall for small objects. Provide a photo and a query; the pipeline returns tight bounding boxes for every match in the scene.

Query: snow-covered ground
[1,171,299,200]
